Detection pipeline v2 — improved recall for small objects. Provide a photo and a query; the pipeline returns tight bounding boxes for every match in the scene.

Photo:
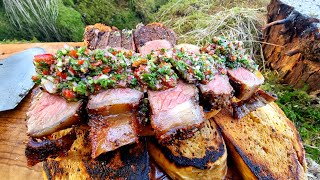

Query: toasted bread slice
[148,119,227,180]
[213,103,307,180]
[43,125,149,180]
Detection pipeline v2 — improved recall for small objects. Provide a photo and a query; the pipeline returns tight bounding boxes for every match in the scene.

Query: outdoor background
[0,0,319,163]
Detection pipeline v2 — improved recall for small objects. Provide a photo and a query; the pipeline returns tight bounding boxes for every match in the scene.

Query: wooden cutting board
[0,42,84,180]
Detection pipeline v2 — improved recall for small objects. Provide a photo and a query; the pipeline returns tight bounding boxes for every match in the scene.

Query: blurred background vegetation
[0,0,319,163]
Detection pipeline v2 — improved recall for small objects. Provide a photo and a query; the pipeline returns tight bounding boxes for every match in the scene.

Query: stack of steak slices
[84,23,135,50]
[87,88,143,158]
[25,23,284,179]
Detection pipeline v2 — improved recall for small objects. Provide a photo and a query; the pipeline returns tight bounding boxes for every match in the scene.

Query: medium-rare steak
[199,74,234,110]
[148,81,206,144]
[107,30,122,48]
[139,39,172,56]
[87,88,143,116]
[87,88,143,157]
[26,90,83,138]
[121,29,136,51]
[227,67,264,100]
[134,23,177,51]
[89,114,138,158]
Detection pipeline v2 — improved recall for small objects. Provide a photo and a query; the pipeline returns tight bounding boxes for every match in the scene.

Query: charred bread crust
[214,106,307,180]
[148,119,227,180]
[153,119,227,169]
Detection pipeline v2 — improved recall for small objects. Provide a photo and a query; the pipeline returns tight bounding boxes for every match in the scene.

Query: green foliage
[75,0,140,29]
[131,0,168,22]
[56,3,85,41]
[261,71,320,163]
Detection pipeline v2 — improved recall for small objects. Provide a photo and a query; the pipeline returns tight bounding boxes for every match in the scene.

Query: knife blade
[0,47,46,111]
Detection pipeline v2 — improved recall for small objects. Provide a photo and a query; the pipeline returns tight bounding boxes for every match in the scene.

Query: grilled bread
[42,125,149,180]
[213,102,307,180]
[148,119,227,180]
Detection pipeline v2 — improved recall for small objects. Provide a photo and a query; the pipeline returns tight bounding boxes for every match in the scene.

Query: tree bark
[263,0,320,93]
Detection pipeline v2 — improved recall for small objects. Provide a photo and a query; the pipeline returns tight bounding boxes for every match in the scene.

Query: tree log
[263,0,320,93]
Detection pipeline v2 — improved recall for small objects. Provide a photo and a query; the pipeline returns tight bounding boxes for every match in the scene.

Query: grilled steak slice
[148,81,206,144]
[95,31,110,49]
[199,74,234,110]
[134,23,177,51]
[140,39,173,56]
[87,88,143,157]
[89,114,139,158]
[43,126,150,180]
[26,90,83,138]
[121,29,136,51]
[107,30,122,48]
[87,88,143,116]
[227,67,264,100]
[84,24,112,50]
[25,128,76,166]
[232,89,278,119]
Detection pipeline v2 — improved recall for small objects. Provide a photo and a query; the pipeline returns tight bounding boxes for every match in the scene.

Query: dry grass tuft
[156,0,268,68]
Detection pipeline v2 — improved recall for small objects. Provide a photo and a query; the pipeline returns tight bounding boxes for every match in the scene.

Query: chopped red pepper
[62,89,76,99]
[34,54,55,64]
[77,60,84,65]
[102,66,111,74]
[68,50,78,58]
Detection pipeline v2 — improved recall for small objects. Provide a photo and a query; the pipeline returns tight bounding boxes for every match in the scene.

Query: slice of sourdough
[213,102,307,180]
[42,125,150,180]
[148,119,227,180]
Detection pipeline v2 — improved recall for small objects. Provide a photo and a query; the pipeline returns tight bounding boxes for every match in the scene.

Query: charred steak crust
[107,30,122,48]
[121,29,135,51]
[25,128,77,166]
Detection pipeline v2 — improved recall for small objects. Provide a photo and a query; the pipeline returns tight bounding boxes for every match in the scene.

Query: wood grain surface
[0,42,83,180]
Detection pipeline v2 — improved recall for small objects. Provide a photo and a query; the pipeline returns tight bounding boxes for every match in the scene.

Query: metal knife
[0,47,46,111]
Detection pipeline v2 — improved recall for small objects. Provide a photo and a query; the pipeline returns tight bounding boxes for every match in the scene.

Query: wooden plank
[0,42,83,180]
[0,42,84,60]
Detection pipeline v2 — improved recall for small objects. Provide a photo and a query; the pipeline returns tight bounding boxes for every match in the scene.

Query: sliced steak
[140,39,173,56]
[87,88,143,157]
[25,128,76,166]
[84,24,112,50]
[89,114,139,158]
[199,74,234,110]
[232,89,278,119]
[95,31,110,49]
[121,29,136,51]
[107,30,122,48]
[148,81,206,144]
[227,67,264,100]
[26,90,83,138]
[134,23,177,52]
[87,88,143,116]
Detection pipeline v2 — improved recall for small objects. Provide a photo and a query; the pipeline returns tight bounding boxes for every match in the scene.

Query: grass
[156,0,267,66]
[261,70,320,163]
